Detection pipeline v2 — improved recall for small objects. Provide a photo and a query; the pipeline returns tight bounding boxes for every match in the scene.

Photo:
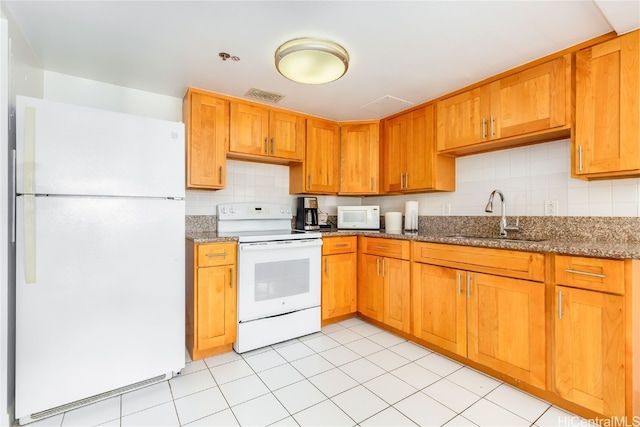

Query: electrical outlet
[442,203,451,216]
[544,200,559,216]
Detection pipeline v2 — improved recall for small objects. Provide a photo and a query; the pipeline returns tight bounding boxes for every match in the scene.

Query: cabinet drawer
[323,236,357,255]
[361,237,410,260]
[413,242,544,282]
[555,255,624,294]
[197,242,237,267]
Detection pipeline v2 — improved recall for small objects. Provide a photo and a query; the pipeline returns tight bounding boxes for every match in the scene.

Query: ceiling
[3,1,640,122]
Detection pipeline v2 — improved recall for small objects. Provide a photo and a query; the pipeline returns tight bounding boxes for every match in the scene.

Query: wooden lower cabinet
[358,253,385,322]
[321,236,357,323]
[467,272,546,389]
[554,286,624,417]
[412,260,545,388]
[412,264,467,357]
[553,255,628,418]
[186,241,237,360]
[358,237,411,333]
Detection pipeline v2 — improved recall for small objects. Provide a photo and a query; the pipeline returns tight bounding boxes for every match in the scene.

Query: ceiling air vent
[244,88,285,104]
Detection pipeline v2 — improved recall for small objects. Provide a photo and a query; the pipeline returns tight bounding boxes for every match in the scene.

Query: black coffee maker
[296,197,319,230]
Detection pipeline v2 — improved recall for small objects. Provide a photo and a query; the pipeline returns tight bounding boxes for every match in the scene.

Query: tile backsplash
[186,139,640,218]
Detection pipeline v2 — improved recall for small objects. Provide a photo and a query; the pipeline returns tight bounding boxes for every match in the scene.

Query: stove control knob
[286,208,291,214]
[280,207,285,213]
[221,207,227,214]
[229,207,235,214]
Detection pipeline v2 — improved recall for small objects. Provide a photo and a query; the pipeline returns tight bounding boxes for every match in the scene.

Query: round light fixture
[275,38,349,85]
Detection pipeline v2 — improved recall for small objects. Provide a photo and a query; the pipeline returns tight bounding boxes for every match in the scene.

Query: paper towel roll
[385,212,403,233]
[405,201,419,231]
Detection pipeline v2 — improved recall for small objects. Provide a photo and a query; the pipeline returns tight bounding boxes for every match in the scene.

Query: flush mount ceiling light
[275,37,349,85]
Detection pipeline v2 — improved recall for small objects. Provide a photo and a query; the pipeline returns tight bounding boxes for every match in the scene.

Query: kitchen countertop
[186,229,640,260]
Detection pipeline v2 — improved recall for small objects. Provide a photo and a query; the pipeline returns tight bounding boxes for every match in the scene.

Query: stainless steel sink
[445,235,546,243]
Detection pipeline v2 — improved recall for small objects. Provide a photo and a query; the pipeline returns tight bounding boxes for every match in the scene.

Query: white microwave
[337,205,380,230]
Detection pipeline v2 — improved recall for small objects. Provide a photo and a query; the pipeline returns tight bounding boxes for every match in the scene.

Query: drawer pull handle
[206,252,228,257]
[374,246,388,250]
[334,243,349,247]
[565,269,606,279]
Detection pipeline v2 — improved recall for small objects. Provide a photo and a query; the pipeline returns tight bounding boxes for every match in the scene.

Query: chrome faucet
[485,190,519,237]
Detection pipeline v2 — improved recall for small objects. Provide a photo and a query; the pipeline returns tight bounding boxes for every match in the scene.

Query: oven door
[237,238,322,322]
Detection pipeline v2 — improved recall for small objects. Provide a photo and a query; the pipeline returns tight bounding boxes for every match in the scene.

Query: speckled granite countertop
[186,229,640,260]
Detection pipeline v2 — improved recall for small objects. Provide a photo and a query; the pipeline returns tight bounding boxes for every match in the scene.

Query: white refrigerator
[14,96,185,424]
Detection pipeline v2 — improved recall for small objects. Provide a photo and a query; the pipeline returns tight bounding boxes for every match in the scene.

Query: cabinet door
[382,114,406,193]
[269,110,305,161]
[305,119,340,193]
[554,286,624,417]
[497,56,569,139]
[436,86,490,151]
[340,123,379,194]
[575,30,640,176]
[412,264,467,356]
[382,257,411,333]
[186,92,228,189]
[322,252,357,321]
[196,265,236,351]
[467,272,546,388]
[358,253,383,321]
[229,102,269,156]
[406,105,435,191]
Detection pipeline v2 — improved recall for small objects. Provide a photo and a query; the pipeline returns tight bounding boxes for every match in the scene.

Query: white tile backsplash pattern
[186,139,640,218]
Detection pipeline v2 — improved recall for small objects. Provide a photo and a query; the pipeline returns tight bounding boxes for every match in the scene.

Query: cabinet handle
[578,145,583,172]
[482,118,487,139]
[206,252,227,257]
[219,166,223,185]
[308,175,312,189]
[335,243,349,248]
[466,274,472,297]
[376,258,380,276]
[374,245,388,250]
[405,172,408,189]
[264,137,269,154]
[371,177,375,192]
[229,268,233,288]
[324,258,328,274]
[490,116,495,137]
[558,290,563,319]
[400,173,404,189]
[457,273,462,296]
[565,269,606,279]
[270,137,275,154]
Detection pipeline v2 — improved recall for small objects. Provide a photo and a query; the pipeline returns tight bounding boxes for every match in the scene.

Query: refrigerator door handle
[11,149,16,244]
[23,195,37,283]
[23,106,36,195]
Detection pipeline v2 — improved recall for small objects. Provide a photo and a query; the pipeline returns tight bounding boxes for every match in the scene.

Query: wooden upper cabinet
[290,118,340,194]
[339,121,379,195]
[574,30,640,179]
[497,56,570,138]
[383,105,455,193]
[229,102,304,162]
[437,55,571,156]
[436,86,491,152]
[183,89,229,190]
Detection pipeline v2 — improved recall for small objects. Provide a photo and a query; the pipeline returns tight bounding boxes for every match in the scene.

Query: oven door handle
[240,239,323,251]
